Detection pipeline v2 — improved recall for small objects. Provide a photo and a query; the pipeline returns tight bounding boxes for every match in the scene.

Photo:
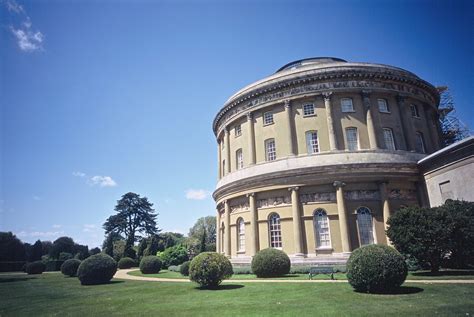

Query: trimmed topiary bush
[347,244,408,293]
[118,257,136,269]
[180,261,190,276]
[139,256,162,274]
[60,259,81,277]
[77,253,117,285]
[189,252,233,288]
[251,248,291,278]
[26,261,45,275]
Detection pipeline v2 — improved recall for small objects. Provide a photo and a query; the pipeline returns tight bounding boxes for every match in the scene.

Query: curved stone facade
[213,57,440,264]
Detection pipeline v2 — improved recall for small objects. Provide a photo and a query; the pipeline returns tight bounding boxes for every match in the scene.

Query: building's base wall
[230,254,350,267]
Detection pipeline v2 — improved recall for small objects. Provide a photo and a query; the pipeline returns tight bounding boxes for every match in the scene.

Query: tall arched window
[415,132,426,153]
[237,218,245,251]
[345,127,359,151]
[314,209,331,248]
[236,149,243,170]
[268,213,282,248]
[357,207,374,246]
[221,222,225,253]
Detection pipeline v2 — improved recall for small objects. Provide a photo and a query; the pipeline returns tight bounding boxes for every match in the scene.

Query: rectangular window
[341,98,354,112]
[305,131,320,154]
[303,104,315,116]
[345,128,359,151]
[235,124,242,137]
[263,112,274,125]
[410,104,420,118]
[383,128,396,150]
[236,149,243,170]
[439,181,453,202]
[415,132,426,153]
[265,139,276,161]
[378,99,390,113]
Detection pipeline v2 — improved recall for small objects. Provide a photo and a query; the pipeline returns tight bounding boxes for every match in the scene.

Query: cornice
[212,63,440,136]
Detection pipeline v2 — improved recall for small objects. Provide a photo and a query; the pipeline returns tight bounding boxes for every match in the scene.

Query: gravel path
[114,269,474,284]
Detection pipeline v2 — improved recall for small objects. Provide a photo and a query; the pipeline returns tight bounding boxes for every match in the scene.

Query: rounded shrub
[347,244,408,293]
[26,261,45,275]
[118,257,136,269]
[251,248,291,278]
[139,256,162,274]
[77,253,117,285]
[189,252,233,288]
[60,259,81,277]
[180,261,190,276]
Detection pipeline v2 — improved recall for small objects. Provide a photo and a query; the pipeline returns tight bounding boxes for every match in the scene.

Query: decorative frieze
[230,202,250,213]
[300,192,336,204]
[389,189,417,200]
[257,196,291,208]
[344,190,380,201]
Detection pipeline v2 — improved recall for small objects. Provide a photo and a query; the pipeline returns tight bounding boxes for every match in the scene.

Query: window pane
[411,104,419,117]
[314,209,330,247]
[346,128,358,151]
[415,132,425,153]
[357,207,374,245]
[266,139,276,161]
[269,214,282,248]
[264,112,274,125]
[303,104,315,116]
[378,99,389,112]
[306,131,319,154]
[383,129,396,150]
[341,98,354,112]
[235,125,241,137]
[238,219,245,251]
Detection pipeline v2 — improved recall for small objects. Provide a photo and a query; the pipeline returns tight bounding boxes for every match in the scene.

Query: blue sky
[1,0,472,248]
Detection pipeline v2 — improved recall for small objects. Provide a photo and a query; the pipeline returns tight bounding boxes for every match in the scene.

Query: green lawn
[128,269,474,280]
[1,272,473,316]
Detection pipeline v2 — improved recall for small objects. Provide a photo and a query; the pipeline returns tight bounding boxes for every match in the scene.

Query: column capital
[396,94,407,103]
[246,111,253,120]
[224,126,230,135]
[284,99,291,108]
[333,181,346,188]
[322,91,332,100]
[288,186,300,192]
[361,90,372,99]
[246,192,255,198]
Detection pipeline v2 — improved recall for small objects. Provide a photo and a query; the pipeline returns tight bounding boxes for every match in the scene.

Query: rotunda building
[212,57,440,265]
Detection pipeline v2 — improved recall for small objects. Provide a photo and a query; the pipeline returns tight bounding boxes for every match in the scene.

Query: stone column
[289,187,304,256]
[362,90,378,150]
[397,95,415,151]
[247,192,259,256]
[284,100,295,156]
[224,127,231,174]
[378,181,392,245]
[246,112,256,165]
[216,209,221,253]
[323,92,338,151]
[333,181,351,253]
[217,140,222,180]
[424,105,440,152]
[224,200,231,257]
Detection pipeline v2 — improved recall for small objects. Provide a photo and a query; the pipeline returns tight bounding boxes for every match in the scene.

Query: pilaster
[289,186,304,256]
[284,100,296,156]
[224,200,231,257]
[333,181,351,253]
[246,112,256,165]
[378,181,392,245]
[362,90,378,150]
[323,92,338,151]
[224,127,231,174]
[247,192,259,256]
[397,95,415,151]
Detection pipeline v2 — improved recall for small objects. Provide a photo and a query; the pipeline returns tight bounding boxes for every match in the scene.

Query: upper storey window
[341,98,354,112]
[235,124,242,137]
[383,128,396,150]
[303,104,315,116]
[345,127,359,151]
[415,132,426,153]
[410,104,420,118]
[265,139,276,161]
[378,99,390,113]
[306,131,320,154]
[263,112,274,125]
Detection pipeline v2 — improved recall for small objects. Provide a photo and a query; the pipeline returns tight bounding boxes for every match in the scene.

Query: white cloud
[73,172,117,188]
[89,176,117,187]
[83,224,97,232]
[4,0,24,14]
[52,224,62,229]
[185,189,210,200]
[72,171,86,178]
[17,230,64,238]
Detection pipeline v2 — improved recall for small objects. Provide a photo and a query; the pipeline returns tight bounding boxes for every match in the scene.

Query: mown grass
[128,269,474,280]
[1,272,472,316]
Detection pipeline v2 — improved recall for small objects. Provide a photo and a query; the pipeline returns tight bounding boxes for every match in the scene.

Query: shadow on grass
[0,277,36,283]
[412,270,474,277]
[355,286,424,295]
[195,284,244,291]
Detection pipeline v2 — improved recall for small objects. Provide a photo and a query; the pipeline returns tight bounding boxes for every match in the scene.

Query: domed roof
[275,57,347,73]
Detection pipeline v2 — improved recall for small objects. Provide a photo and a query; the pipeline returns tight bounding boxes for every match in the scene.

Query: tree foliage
[187,216,216,256]
[103,192,158,257]
[102,232,122,257]
[0,232,25,261]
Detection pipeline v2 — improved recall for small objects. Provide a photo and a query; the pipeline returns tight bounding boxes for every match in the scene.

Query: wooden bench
[308,266,334,280]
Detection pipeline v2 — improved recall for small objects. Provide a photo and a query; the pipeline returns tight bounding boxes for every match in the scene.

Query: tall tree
[0,232,25,261]
[30,240,43,262]
[102,232,123,257]
[103,192,159,257]
[187,216,216,254]
[49,237,75,259]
